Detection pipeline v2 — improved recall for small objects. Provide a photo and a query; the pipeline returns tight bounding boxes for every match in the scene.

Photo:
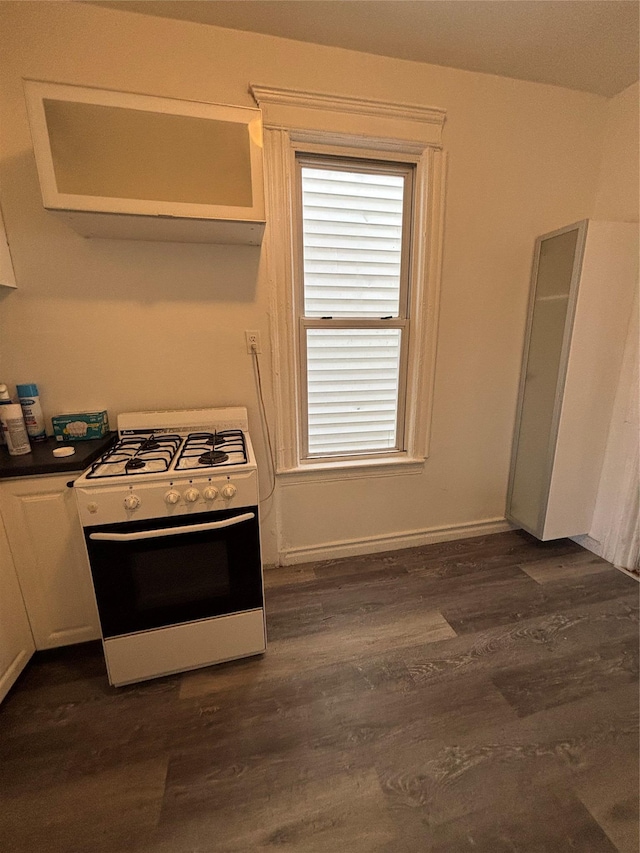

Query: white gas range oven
[73,407,266,687]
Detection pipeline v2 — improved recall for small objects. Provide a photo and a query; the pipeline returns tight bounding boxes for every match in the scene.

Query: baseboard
[613,565,640,582]
[0,647,32,705]
[277,517,513,566]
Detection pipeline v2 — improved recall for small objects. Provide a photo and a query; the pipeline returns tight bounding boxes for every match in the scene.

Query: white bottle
[17,383,46,442]
[0,385,31,456]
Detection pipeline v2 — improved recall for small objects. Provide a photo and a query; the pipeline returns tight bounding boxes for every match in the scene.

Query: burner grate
[176,430,247,470]
[86,433,182,479]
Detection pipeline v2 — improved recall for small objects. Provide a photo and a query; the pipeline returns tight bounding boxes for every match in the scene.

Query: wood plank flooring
[0,531,638,852]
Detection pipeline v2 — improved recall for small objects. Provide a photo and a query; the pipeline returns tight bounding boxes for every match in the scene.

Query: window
[297,157,414,459]
[252,84,446,475]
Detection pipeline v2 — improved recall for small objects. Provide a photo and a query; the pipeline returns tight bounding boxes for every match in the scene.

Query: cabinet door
[507,223,584,535]
[0,514,34,702]
[0,476,100,649]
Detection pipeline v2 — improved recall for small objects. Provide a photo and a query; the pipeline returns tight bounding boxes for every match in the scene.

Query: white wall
[0,2,608,564]
[593,83,639,222]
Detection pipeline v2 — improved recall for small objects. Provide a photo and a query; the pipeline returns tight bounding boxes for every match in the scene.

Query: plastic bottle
[0,385,31,456]
[16,383,47,442]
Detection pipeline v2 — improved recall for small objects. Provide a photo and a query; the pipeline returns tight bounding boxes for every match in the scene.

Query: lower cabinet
[0,513,35,702]
[0,474,100,650]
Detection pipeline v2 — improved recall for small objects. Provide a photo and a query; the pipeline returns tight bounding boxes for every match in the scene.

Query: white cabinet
[0,475,100,649]
[507,220,638,540]
[23,80,265,245]
[0,513,34,703]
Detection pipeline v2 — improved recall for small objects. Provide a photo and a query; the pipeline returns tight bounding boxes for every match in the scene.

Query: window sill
[277,453,425,484]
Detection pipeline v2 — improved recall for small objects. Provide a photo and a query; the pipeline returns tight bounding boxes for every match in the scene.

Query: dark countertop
[0,433,116,479]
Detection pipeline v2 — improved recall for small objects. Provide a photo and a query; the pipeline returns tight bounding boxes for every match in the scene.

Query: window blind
[300,165,408,456]
[301,168,404,318]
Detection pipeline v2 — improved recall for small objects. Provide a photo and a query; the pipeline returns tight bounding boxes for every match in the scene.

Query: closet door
[507,222,586,537]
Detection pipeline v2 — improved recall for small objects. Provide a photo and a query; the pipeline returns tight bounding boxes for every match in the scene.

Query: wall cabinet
[24,80,265,245]
[0,513,34,703]
[507,220,638,540]
[0,475,100,649]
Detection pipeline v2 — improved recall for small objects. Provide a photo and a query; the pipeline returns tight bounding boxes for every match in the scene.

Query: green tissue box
[51,411,109,441]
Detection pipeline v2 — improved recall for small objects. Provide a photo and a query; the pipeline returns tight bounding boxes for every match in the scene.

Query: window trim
[252,86,446,477]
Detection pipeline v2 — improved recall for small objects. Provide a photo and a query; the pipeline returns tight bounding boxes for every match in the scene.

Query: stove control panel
[76,469,258,526]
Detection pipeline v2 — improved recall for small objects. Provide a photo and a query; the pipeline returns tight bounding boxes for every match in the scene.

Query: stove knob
[184,487,200,503]
[124,494,141,511]
[203,486,219,501]
[165,489,180,506]
[221,483,236,500]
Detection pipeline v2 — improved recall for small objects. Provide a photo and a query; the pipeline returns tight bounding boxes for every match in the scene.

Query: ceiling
[90,1,639,97]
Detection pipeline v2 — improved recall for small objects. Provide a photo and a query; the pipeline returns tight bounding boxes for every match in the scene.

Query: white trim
[279,456,424,483]
[250,85,446,130]
[277,517,513,565]
[409,146,446,459]
[257,86,447,476]
[263,128,300,472]
[289,130,432,157]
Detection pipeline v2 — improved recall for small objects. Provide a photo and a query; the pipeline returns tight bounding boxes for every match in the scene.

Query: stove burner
[86,427,247,479]
[126,458,147,470]
[198,450,229,466]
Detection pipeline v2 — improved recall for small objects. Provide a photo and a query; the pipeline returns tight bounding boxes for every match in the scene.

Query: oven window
[86,507,263,638]
[132,540,230,611]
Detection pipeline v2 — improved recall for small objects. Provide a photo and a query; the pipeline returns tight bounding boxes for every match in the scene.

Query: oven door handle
[88,512,255,542]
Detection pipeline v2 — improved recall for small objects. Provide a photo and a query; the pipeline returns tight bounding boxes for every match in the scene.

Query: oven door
[84,506,263,639]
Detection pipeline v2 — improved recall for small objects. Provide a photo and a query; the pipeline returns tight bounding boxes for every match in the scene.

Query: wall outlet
[245,330,262,354]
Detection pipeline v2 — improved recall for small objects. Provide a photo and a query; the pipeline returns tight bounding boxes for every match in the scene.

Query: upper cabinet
[23,80,266,245]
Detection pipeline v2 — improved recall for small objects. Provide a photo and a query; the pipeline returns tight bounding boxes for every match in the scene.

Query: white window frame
[296,155,414,461]
[251,85,447,479]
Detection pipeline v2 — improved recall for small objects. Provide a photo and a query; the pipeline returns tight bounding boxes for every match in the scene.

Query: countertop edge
[0,433,116,479]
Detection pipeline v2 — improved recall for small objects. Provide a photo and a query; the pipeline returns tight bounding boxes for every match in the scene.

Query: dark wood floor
[1,531,638,852]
